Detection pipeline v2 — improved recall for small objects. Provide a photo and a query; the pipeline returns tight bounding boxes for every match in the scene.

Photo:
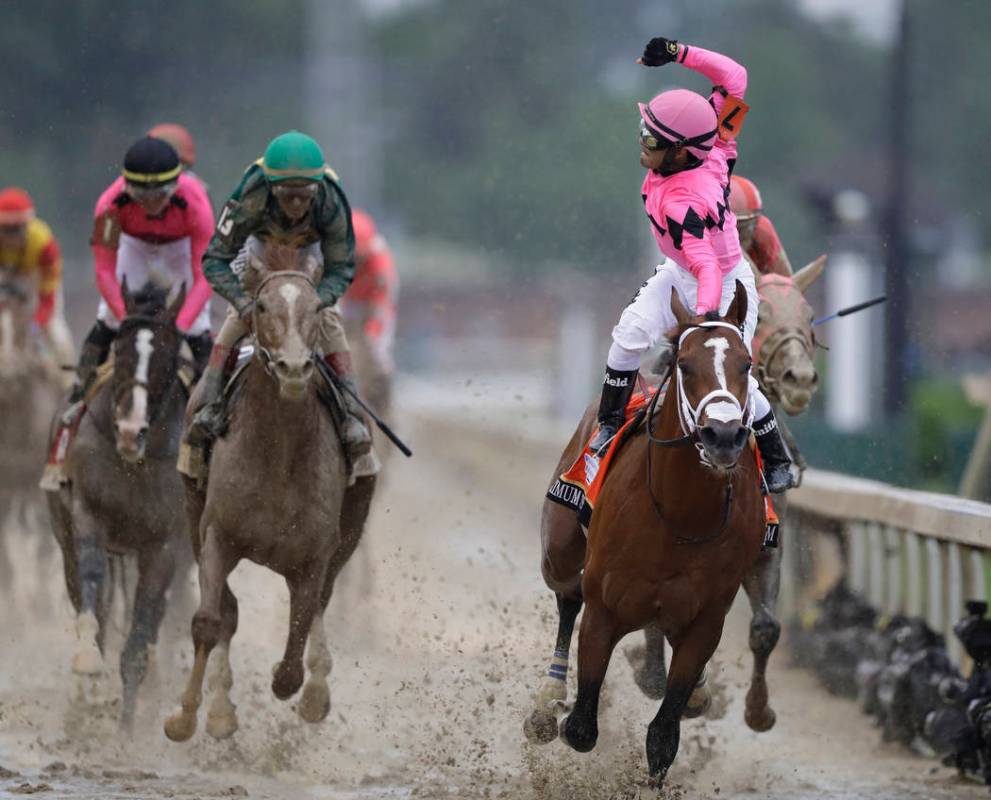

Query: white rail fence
[783,469,991,665]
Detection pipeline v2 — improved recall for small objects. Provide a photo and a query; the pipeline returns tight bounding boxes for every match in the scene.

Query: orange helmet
[729,175,762,221]
[148,123,196,168]
[0,187,35,225]
[351,208,377,260]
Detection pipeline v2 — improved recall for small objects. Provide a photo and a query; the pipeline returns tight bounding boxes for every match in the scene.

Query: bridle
[251,271,318,378]
[112,314,182,428]
[753,278,817,400]
[644,320,754,545]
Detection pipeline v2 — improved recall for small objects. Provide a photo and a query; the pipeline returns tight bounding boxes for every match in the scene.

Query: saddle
[546,380,779,543]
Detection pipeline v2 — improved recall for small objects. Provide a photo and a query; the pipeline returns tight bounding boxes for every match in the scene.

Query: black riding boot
[185,332,214,375]
[588,367,637,454]
[62,322,115,423]
[754,411,795,493]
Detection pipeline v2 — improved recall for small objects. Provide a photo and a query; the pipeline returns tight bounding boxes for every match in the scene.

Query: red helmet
[351,208,377,260]
[729,175,762,221]
[0,187,35,225]
[148,123,196,168]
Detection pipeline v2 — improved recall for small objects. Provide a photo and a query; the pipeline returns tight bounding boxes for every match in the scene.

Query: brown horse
[626,255,827,732]
[165,247,375,742]
[45,281,190,729]
[526,283,765,781]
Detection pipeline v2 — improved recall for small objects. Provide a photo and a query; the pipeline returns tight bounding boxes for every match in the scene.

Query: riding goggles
[639,119,673,151]
[126,180,178,202]
[271,182,320,202]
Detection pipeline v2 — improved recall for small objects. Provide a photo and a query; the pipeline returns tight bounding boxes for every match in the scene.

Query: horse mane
[262,240,310,274]
[128,281,171,316]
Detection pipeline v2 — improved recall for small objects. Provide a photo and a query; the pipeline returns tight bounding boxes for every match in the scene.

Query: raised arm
[639,37,747,116]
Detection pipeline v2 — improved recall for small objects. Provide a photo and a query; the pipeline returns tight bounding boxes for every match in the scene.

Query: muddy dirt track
[0,377,985,799]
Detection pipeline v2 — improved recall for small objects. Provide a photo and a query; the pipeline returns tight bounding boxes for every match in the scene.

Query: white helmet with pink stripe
[638,89,718,163]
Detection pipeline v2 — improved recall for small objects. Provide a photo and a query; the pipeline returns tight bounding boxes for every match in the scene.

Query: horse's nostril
[733,428,748,448]
[302,361,314,375]
[699,426,718,447]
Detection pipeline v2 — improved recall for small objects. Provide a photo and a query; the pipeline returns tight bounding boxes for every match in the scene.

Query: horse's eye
[256,302,267,314]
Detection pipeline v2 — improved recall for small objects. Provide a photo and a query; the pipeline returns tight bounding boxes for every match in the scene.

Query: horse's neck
[235,359,325,463]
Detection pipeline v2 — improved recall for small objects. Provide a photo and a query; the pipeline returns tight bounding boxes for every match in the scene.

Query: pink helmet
[638,89,718,162]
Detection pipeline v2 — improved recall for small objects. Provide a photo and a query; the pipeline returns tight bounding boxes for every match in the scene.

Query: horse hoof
[272,662,304,701]
[71,647,104,676]
[298,683,331,724]
[559,715,597,753]
[206,709,239,740]
[683,688,712,719]
[163,711,197,742]
[745,706,776,733]
[523,708,559,745]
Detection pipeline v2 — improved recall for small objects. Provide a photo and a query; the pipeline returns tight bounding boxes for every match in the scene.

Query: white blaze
[278,282,306,353]
[704,337,730,391]
[122,329,154,432]
[135,329,154,384]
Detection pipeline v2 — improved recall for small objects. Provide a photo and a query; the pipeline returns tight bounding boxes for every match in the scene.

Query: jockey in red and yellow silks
[0,187,76,383]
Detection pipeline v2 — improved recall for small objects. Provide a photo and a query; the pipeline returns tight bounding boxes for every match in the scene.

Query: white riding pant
[608,257,770,420]
[96,233,211,335]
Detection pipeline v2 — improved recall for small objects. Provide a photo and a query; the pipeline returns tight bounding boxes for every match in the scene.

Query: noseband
[251,271,318,378]
[644,320,754,546]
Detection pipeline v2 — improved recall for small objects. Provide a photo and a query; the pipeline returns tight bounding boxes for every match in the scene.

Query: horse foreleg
[524,592,583,745]
[560,599,620,754]
[298,612,333,723]
[70,508,107,676]
[742,545,782,732]
[119,543,176,731]
[205,583,239,739]
[164,524,233,742]
[273,567,326,701]
[646,615,725,782]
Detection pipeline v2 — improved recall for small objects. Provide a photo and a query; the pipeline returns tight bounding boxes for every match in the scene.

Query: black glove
[641,37,679,67]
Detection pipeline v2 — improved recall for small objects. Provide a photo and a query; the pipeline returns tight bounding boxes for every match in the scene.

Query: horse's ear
[167,282,187,321]
[121,275,136,316]
[725,280,748,328]
[302,254,321,284]
[671,287,693,327]
[793,254,827,294]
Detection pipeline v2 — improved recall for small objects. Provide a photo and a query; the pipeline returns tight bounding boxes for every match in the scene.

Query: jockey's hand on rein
[640,37,679,67]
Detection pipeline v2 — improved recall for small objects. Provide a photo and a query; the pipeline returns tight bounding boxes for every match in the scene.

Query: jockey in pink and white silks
[64,137,215,412]
[589,36,794,492]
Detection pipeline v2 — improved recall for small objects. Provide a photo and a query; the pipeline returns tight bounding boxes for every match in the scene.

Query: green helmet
[261,131,326,182]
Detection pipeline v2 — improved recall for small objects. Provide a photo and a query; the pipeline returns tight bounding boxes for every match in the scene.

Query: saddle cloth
[546,385,778,535]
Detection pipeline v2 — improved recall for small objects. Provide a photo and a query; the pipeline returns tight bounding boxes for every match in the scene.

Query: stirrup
[763,464,794,494]
[589,424,618,455]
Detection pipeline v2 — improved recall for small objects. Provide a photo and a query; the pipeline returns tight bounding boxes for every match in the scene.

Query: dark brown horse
[525,283,765,781]
[46,281,190,729]
[165,247,375,741]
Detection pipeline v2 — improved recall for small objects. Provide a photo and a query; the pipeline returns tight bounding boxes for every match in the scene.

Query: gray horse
[165,247,375,741]
[46,280,190,729]
[1,277,58,582]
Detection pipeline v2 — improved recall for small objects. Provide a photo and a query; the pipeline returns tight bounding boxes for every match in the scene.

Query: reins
[642,321,750,546]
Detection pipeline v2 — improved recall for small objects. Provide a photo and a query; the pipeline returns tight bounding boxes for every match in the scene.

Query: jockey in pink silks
[589,36,794,492]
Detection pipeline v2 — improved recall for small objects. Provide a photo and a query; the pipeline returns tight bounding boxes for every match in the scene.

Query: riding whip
[812,295,887,327]
[334,377,413,458]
